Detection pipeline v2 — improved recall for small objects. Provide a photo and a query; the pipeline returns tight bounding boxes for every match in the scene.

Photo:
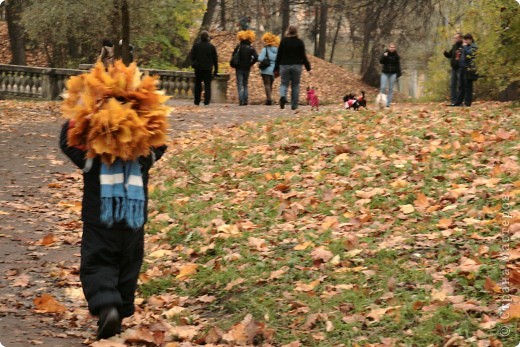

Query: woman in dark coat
[274,24,311,110]
[379,42,401,107]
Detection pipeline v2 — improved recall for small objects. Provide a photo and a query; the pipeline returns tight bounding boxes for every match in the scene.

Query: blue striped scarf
[100,159,145,230]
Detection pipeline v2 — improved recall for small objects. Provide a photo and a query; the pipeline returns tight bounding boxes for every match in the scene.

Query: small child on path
[60,121,167,339]
[59,61,169,340]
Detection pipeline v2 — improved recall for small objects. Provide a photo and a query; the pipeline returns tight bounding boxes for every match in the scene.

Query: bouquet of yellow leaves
[62,60,169,165]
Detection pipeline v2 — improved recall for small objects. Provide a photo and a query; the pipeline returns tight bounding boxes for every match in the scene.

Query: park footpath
[0,99,304,346]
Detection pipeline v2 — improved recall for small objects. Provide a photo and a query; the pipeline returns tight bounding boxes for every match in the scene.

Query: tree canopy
[20,0,204,68]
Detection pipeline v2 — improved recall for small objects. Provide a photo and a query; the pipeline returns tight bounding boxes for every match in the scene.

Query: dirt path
[0,99,308,346]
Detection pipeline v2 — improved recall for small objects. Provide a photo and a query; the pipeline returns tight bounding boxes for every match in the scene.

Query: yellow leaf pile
[261,32,280,47]
[62,60,169,165]
[236,30,256,43]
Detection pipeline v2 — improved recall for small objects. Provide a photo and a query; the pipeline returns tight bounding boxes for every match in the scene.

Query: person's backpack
[259,47,270,70]
[230,45,240,68]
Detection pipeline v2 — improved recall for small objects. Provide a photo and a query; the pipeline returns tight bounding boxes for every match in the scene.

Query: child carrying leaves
[59,61,169,339]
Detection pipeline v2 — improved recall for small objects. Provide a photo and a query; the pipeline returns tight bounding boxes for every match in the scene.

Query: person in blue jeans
[274,24,311,110]
[379,43,402,107]
[231,30,258,106]
[443,33,463,106]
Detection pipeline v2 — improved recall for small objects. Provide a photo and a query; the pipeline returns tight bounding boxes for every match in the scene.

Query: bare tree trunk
[313,4,319,56]
[281,0,290,36]
[201,0,218,30]
[120,0,131,65]
[112,0,122,60]
[220,0,226,30]
[316,0,328,59]
[329,15,342,63]
[5,0,26,65]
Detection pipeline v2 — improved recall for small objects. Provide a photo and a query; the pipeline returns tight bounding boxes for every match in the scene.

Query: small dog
[375,93,387,110]
[343,91,367,110]
[307,87,319,111]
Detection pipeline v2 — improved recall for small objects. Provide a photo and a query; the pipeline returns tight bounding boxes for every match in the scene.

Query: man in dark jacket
[443,33,463,106]
[60,120,167,339]
[231,36,258,105]
[189,31,219,105]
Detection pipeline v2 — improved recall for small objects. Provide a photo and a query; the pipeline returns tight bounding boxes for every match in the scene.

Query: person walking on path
[455,33,478,107]
[189,31,219,106]
[98,39,115,68]
[443,33,463,106]
[379,42,402,108]
[60,121,167,340]
[258,32,280,105]
[274,24,311,110]
[230,30,258,106]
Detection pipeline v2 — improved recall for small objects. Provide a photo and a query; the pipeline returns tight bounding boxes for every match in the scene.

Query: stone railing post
[41,69,59,100]
[211,75,230,103]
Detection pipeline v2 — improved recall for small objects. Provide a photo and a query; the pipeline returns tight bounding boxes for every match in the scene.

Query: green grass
[143,103,520,345]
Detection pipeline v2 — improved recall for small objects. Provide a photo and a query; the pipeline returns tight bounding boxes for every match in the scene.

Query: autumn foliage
[61,60,169,165]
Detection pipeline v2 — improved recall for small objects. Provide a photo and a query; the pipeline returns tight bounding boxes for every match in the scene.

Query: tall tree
[316,0,328,59]
[120,0,131,65]
[201,0,218,31]
[329,14,342,62]
[220,0,226,30]
[5,0,26,65]
[281,0,290,35]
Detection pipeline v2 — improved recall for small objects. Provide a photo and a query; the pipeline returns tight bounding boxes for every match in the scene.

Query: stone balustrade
[0,64,229,102]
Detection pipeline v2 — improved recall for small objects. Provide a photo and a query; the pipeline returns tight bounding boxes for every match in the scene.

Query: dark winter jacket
[189,40,219,73]
[443,41,463,69]
[459,42,478,69]
[231,41,258,71]
[274,36,311,72]
[380,50,401,76]
[59,121,167,227]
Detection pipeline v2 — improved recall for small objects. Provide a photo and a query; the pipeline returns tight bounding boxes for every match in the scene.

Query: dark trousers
[456,68,474,106]
[261,74,274,103]
[449,68,460,104]
[80,223,144,318]
[194,69,212,105]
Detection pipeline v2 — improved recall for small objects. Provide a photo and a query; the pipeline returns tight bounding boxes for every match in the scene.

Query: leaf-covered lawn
[139,103,519,346]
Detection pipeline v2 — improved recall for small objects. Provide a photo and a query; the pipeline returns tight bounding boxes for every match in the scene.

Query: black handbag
[230,45,240,68]
[259,48,270,70]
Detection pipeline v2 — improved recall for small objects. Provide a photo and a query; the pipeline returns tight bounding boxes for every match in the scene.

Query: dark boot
[97,306,121,340]
[279,97,287,109]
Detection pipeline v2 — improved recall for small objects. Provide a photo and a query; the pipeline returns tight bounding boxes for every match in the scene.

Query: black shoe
[97,306,121,340]
[279,97,287,109]
[291,106,298,110]
[265,100,273,105]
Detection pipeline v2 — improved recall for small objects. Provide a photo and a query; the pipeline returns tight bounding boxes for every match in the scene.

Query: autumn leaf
[33,294,66,313]
[224,278,245,291]
[437,218,453,229]
[311,247,334,264]
[399,204,415,214]
[483,277,502,294]
[121,328,155,344]
[176,264,198,279]
[39,233,55,246]
[500,302,520,323]
[248,237,269,251]
[413,192,430,209]
[12,273,30,287]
